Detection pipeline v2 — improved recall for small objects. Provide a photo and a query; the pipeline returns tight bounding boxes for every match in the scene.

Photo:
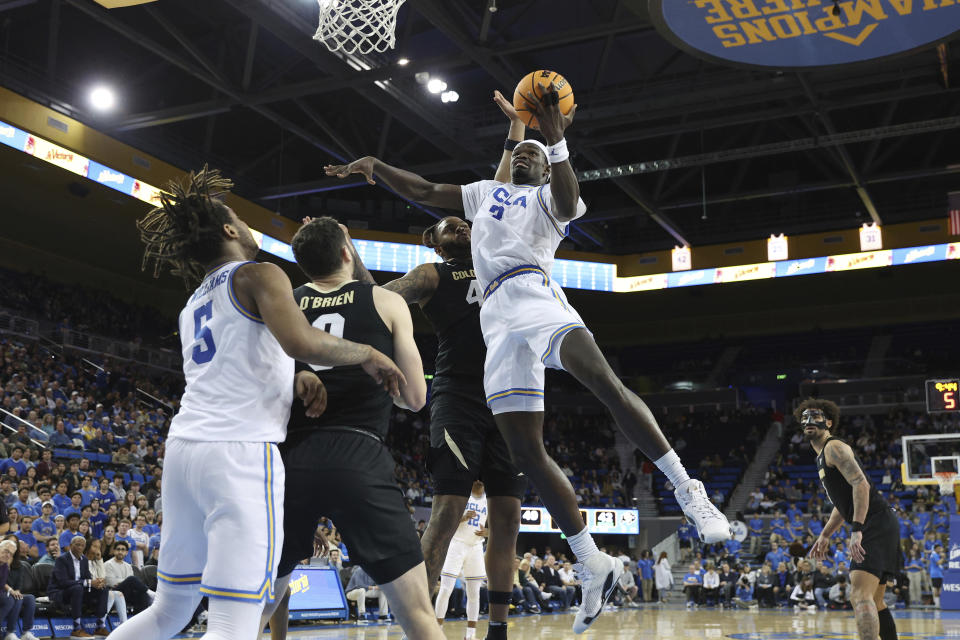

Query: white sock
[465,628,476,639]
[567,527,599,562]
[654,449,690,488]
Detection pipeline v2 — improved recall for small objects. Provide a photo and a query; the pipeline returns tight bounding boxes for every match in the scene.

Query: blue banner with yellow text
[650,0,960,69]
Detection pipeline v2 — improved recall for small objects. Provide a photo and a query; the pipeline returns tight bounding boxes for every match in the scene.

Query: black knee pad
[488,590,512,605]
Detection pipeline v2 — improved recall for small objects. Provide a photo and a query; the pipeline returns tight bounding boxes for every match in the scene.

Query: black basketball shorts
[277,429,423,585]
[427,381,526,499]
[850,509,902,583]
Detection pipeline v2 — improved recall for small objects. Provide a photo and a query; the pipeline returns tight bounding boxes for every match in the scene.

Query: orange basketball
[512,70,574,130]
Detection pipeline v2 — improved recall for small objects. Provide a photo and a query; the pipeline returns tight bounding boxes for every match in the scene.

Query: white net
[935,472,957,496]
[314,0,406,55]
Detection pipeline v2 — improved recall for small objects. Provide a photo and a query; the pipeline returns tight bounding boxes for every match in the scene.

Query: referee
[801,399,900,640]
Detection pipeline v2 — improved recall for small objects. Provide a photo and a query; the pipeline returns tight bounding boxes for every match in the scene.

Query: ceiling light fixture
[89,86,116,112]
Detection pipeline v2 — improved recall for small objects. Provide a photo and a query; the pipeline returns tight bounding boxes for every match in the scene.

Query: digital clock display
[926,379,959,413]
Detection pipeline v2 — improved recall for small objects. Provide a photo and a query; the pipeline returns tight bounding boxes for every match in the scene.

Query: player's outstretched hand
[361,347,406,398]
[525,81,577,144]
[493,89,522,123]
[324,157,376,185]
[849,531,866,563]
[809,535,830,560]
[294,371,327,418]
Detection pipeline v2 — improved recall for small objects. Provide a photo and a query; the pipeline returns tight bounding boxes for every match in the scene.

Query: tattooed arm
[382,263,440,307]
[825,441,870,526]
[825,440,870,563]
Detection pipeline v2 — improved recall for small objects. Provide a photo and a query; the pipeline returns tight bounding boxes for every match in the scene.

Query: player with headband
[324,81,731,634]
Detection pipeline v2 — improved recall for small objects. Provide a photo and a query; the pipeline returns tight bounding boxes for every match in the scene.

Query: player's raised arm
[525,81,579,222]
[493,90,526,183]
[372,287,427,411]
[232,261,405,396]
[324,157,464,211]
[382,263,440,307]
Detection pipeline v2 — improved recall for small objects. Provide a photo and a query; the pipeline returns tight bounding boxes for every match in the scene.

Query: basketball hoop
[314,0,406,55]
[934,471,957,496]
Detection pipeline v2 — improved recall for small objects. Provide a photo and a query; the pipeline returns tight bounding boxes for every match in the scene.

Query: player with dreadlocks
[108,166,405,640]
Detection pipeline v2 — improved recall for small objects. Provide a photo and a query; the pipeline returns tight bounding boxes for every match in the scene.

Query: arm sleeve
[460,181,499,221]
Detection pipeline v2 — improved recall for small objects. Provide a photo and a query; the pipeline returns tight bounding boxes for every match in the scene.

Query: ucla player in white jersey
[325,83,730,633]
[111,167,404,640]
[435,481,488,639]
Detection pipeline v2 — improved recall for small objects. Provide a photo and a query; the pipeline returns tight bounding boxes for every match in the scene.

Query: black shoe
[484,621,508,640]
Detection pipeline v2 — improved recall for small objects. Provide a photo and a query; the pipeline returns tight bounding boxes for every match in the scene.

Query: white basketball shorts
[480,265,590,414]
[440,538,486,581]
[156,437,284,603]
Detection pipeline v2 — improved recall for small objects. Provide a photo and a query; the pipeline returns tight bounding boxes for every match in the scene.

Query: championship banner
[649,0,960,70]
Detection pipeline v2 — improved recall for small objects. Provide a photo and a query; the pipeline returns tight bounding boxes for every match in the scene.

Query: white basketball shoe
[674,479,732,543]
[572,552,623,634]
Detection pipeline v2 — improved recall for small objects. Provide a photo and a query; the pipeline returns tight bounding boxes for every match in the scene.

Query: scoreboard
[519,506,639,535]
[926,379,960,413]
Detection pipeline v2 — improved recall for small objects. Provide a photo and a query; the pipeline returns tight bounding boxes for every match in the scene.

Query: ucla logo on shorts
[649,0,960,69]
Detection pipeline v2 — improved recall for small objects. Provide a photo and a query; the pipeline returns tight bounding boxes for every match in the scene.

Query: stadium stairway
[614,429,659,516]
[862,334,892,378]
[725,421,784,518]
[705,345,741,387]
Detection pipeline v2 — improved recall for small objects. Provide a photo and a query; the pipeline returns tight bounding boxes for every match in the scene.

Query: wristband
[850,522,863,532]
[504,139,520,151]
[547,138,569,164]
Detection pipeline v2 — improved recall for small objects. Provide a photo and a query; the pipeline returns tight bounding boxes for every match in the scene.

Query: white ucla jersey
[170,261,294,443]
[453,493,488,547]
[461,180,586,292]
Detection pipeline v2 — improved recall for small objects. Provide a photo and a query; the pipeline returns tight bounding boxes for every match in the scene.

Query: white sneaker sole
[699,526,733,543]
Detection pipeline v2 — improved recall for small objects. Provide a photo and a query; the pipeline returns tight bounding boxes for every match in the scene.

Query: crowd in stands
[651,408,770,514]
[672,407,956,613]
[387,404,631,510]
[308,517,655,622]
[0,268,173,349]
[0,337,168,636]
[2,267,955,633]
[674,501,950,612]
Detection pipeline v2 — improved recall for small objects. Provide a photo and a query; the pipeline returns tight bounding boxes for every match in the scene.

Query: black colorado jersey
[287,281,393,439]
[816,437,891,527]
[420,260,485,385]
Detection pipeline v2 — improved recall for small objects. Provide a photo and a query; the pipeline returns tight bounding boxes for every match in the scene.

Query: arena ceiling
[1,0,959,254]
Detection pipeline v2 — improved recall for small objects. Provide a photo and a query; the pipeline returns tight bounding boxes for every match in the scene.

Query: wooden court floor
[198,604,960,640]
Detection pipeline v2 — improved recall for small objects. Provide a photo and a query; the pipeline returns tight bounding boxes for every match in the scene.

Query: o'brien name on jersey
[299,290,356,310]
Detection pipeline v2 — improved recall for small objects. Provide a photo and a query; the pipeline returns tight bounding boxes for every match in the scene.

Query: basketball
[512,69,575,130]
